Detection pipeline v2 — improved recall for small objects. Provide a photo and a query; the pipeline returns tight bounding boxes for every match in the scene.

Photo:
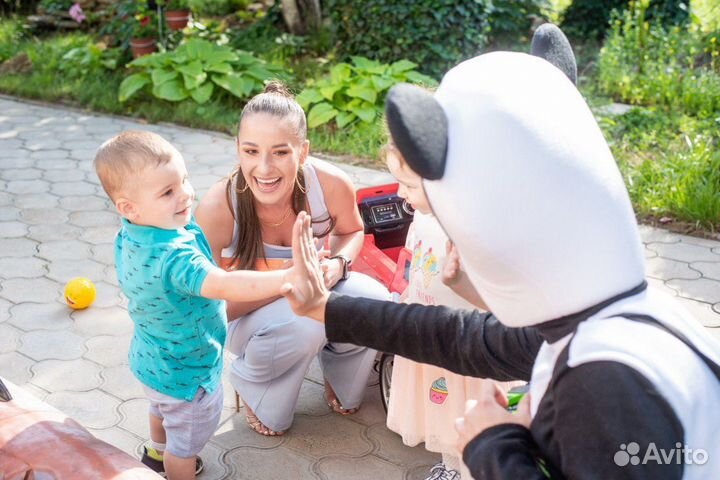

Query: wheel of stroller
[379,353,394,413]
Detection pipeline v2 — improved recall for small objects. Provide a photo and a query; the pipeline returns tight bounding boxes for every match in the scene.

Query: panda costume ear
[530,23,577,85]
[385,84,448,180]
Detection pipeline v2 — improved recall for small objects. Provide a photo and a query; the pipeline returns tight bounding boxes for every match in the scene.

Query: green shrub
[188,0,248,17]
[597,2,720,118]
[0,17,28,63]
[119,38,286,104]
[561,0,689,40]
[488,0,549,44]
[297,56,436,129]
[324,0,492,78]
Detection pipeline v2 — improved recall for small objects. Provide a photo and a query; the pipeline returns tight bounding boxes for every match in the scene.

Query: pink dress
[386,212,520,455]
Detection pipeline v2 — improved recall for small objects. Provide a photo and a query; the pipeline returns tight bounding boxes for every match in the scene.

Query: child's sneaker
[140,446,204,477]
[425,462,461,480]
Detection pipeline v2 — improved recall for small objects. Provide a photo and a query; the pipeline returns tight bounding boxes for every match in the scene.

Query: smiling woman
[194,81,389,437]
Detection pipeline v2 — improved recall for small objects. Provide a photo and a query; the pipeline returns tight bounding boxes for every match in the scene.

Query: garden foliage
[297,56,436,129]
[118,38,285,103]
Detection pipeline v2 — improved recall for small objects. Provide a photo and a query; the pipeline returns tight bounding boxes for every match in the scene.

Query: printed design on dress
[411,240,440,288]
[429,376,448,404]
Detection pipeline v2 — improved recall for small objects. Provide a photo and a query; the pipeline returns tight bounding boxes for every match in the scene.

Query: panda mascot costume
[284,25,720,479]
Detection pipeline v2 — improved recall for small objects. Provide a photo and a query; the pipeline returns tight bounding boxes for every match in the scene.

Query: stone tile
[72,305,134,337]
[69,148,99,161]
[20,207,68,225]
[9,302,73,331]
[31,358,103,391]
[677,235,720,248]
[295,380,334,418]
[45,389,121,429]
[638,225,681,244]
[691,261,720,281]
[46,258,107,283]
[81,225,119,245]
[212,412,287,451]
[672,297,720,328]
[28,223,83,242]
[0,205,20,221]
[90,281,123,308]
[60,194,112,212]
[366,423,440,467]
[0,351,35,384]
[195,441,231,480]
[118,397,151,438]
[28,149,69,160]
[6,179,50,194]
[51,180,97,196]
[347,384,388,428]
[35,158,78,172]
[17,382,51,401]
[224,446,315,479]
[25,138,64,150]
[1,167,42,180]
[105,265,120,286]
[87,426,144,458]
[0,191,13,207]
[68,210,119,228]
[84,334,131,367]
[64,139,102,150]
[0,138,23,149]
[0,237,37,257]
[316,454,406,480]
[0,157,34,169]
[38,240,92,261]
[645,257,701,281]
[0,323,22,353]
[715,304,720,315]
[92,243,115,265]
[666,278,720,304]
[0,257,46,278]
[14,192,59,208]
[0,277,60,303]
[0,298,10,322]
[0,220,28,237]
[19,329,86,360]
[43,168,86,182]
[100,364,145,400]
[284,414,373,458]
[649,242,720,263]
[0,128,19,139]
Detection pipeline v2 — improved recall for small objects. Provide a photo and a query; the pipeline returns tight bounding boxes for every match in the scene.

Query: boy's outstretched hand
[281,212,330,323]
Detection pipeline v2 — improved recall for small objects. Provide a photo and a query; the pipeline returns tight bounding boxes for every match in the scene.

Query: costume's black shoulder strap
[621,313,720,381]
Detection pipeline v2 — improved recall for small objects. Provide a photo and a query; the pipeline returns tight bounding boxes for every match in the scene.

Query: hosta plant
[297,56,436,129]
[118,38,286,104]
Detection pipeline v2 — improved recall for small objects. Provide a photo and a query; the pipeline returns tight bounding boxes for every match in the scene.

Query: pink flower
[69,3,86,24]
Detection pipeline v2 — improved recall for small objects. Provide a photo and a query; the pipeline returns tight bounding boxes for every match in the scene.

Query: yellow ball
[64,277,96,310]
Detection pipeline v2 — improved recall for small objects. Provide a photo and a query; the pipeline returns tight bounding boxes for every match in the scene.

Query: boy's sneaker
[425,462,461,480]
[141,446,204,477]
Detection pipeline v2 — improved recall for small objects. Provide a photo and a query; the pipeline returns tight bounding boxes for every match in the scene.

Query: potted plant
[163,0,190,31]
[129,11,158,58]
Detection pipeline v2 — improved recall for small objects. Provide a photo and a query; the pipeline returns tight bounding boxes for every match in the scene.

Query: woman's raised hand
[281,212,330,322]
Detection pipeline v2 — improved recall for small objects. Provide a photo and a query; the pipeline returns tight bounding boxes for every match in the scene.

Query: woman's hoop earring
[236,181,250,194]
[295,176,306,194]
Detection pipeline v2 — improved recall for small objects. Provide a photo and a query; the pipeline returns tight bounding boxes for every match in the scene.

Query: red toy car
[353,183,414,412]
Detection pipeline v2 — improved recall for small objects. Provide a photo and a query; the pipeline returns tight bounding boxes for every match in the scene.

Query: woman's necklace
[259,206,293,227]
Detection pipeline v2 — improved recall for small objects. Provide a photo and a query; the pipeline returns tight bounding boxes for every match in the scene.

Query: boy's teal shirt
[114,216,227,401]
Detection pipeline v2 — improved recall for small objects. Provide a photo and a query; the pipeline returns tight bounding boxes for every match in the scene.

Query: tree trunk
[280,0,321,35]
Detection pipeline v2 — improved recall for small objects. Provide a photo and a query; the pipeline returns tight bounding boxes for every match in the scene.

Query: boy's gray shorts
[143,384,224,458]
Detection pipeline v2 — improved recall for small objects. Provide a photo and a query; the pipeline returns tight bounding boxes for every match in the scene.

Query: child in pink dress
[384,143,520,480]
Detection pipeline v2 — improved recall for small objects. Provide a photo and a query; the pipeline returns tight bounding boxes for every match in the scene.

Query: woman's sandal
[242,401,285,436]
[324,382,359,415]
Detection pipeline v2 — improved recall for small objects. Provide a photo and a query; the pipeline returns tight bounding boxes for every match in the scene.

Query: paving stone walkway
[1,96,720,479]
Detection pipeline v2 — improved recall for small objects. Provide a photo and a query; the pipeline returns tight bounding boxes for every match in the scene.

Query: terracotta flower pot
[165,10,190,30]
[130,38,157,58]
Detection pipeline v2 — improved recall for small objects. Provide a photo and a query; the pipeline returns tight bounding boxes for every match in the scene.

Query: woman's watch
[329,254,352,281]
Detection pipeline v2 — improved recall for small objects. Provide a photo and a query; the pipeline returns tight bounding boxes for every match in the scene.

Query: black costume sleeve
[325,293,543,380]
[464,361,685,479]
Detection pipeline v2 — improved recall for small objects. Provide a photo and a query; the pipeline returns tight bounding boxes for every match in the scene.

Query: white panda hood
[424,51,646,328]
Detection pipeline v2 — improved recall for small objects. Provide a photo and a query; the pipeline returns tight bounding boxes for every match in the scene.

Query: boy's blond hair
[94,130,178,199]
